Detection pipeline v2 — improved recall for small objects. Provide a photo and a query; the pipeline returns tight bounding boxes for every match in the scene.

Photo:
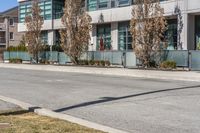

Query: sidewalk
[0,100,19,111]
[0,63,200,82]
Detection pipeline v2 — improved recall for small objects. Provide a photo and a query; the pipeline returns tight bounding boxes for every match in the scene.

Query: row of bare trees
[24,0,91,64]
[24,0,168,67]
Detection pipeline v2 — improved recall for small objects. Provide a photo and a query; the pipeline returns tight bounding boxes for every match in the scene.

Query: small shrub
[78,60,88,65]
[45,60,50,64]
[105,60,111,66]
[100,60,105,66]
[94,60,100,66]
[160,60,176,69]
[7,45,27,52]
[89,60,95,66]
[75,60,111,67]
[39,59,49,64]
[149,60,157,68]
[9,58,22,64]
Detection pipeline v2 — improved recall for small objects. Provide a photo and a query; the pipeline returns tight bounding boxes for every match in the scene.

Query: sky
[0,0,18,12]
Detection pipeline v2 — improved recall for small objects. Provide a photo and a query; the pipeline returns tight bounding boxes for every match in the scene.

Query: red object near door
[99,36,104,51]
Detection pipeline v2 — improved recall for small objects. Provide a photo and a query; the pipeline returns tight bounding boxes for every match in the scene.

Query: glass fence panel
[125,51,136,68]
[190,51,200,70]
[161,50,189,67]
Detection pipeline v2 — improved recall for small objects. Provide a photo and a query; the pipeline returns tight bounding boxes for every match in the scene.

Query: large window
[195,15,200,50]
[98,0,109,9]
[55,30,61,45]
[87,0,167,11]
[87,0,97,11]
[53,0,64,19]
[41,31,48,44]
[97,24,111,50]
[166,19,177,50]
[118,0,130,6]
[19,4,31,23]
[87,0,131,11]
[19,0,52,23]
[118,22,132,51]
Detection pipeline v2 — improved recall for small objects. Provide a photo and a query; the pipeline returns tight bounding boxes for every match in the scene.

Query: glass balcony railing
[87,0,168,11]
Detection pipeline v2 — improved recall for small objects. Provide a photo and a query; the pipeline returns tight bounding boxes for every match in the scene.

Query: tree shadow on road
[54,85,200,112]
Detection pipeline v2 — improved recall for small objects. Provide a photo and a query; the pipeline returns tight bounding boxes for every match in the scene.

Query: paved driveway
[0,68,200,133]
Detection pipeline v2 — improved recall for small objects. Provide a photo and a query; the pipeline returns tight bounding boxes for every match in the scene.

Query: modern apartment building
[17,0,200,52]
[0,7,23,49]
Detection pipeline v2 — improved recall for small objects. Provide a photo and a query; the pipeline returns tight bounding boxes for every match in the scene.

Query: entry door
[196,33,200,50]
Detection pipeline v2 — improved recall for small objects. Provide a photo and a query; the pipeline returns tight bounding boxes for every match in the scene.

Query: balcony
[0,24,6,31]
[0,38,6,43]
[88,0,179,24]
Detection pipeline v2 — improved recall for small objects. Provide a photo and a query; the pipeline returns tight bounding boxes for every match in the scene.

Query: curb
[0,95,128,133]
[0,63,200,82]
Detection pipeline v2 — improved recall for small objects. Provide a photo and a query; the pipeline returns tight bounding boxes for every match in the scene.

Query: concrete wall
[18,20,53,32]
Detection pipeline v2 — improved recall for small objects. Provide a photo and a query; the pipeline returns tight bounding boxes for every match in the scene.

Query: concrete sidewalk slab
[0,95,128,133]
[0,63,200,82]
[0,100,19,111]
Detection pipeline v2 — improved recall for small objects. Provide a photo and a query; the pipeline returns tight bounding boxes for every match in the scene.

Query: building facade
[17,0,200,52]
[0,7,23,49]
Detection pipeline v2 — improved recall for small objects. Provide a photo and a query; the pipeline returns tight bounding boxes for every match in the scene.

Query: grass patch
[0,109,105,133]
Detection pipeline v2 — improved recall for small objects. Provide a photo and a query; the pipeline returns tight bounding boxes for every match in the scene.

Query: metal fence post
[188,50,192,71]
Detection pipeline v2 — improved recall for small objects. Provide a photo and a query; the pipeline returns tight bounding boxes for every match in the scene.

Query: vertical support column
[111,22,118,50]
[179,0,188,50]
[180,13,188,50]
[187,15,195,50]
[89,24,97,51]
[5,17,9,49]
[48,30,55,45]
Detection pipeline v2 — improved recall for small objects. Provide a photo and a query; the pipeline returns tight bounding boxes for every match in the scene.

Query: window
[118,22,132,51]
[41,31,48,44]
[87,0,97,11]
[19,3,32,23]
[98,0,109,9]
[10,32,14,40]
[97,24,111,50]
[195,15,200,50]
[118,0,130,6]
[9,18,14,26]
[53,0,64,19]
[19,0,52,23]
[55,30,61,44]
[166,19,177,50]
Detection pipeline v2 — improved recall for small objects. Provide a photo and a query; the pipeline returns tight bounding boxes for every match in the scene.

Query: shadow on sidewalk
[0,107,41,116]
[54,85,200,112]
[0,110,29,116]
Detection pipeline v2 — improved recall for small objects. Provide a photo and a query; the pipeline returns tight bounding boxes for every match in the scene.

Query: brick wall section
[0,7,24,48]
[9,21,24,47]
[7,8,24,47]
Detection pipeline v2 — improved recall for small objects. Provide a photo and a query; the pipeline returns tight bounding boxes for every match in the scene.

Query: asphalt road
[0,68,200,133]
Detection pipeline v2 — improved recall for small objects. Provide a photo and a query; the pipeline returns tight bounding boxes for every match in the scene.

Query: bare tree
[130,0,167,68]
[25,0,44,63]
[60,0,92,64]
[174,5,183,50]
